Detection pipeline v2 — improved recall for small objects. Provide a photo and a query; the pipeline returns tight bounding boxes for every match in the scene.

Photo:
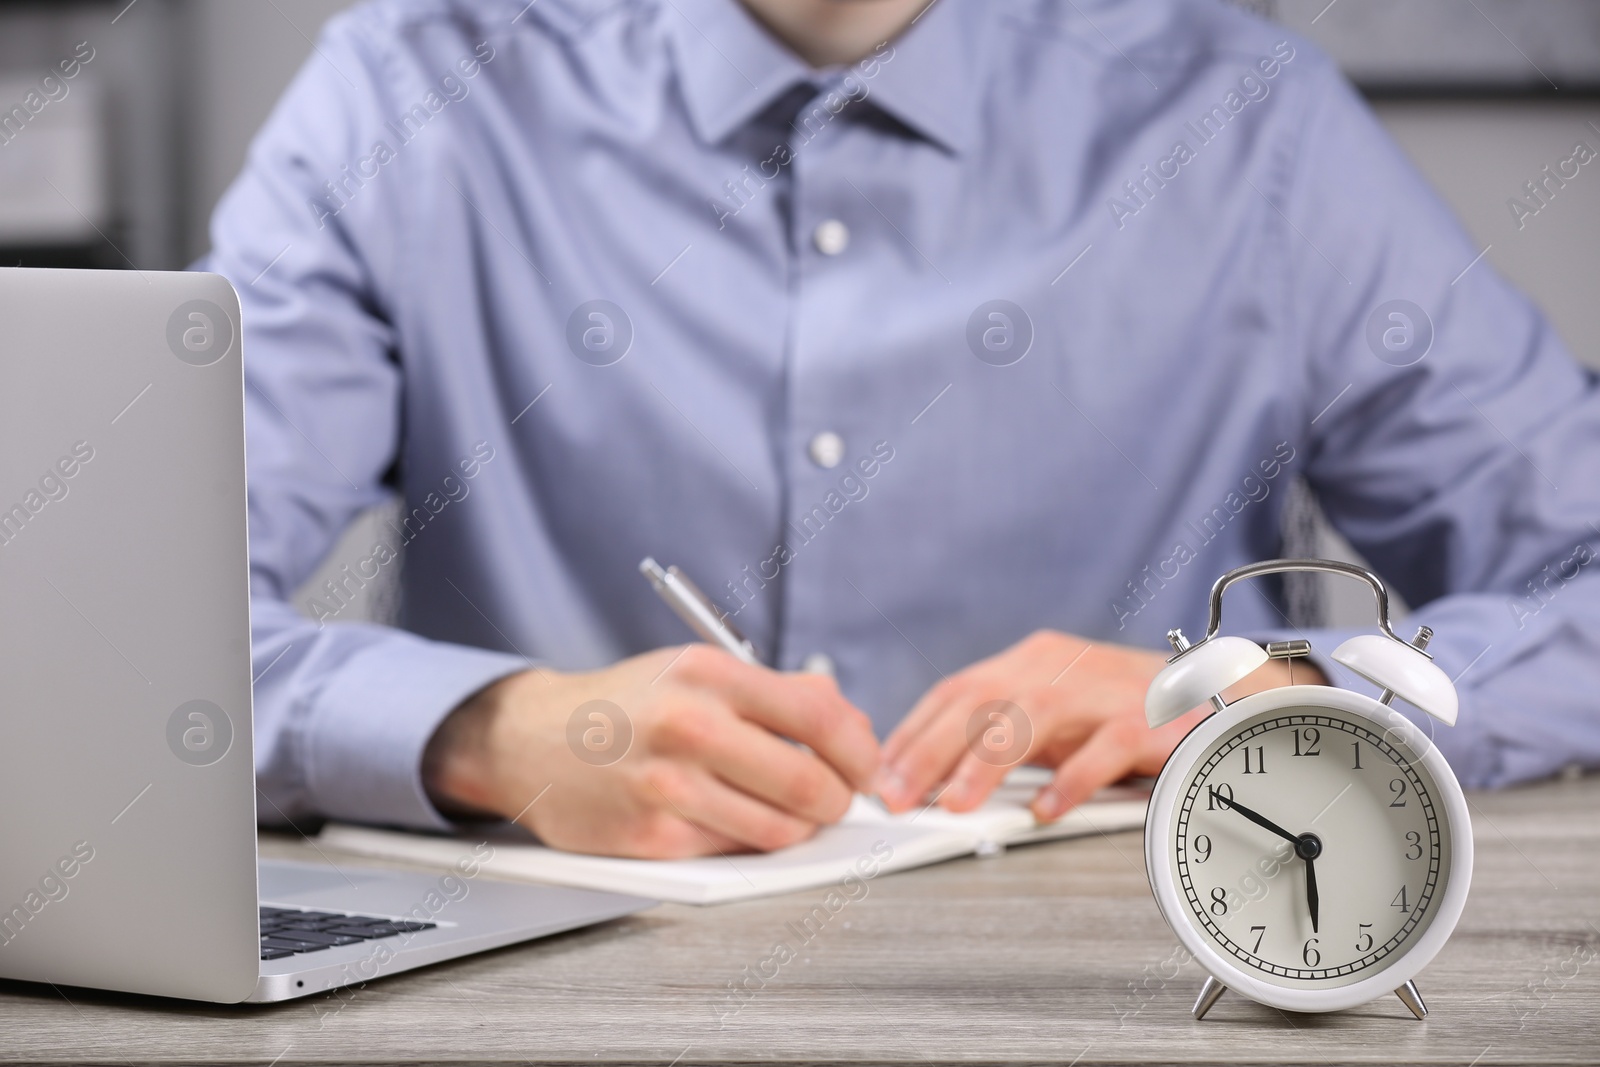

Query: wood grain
[1,776,1596,1065]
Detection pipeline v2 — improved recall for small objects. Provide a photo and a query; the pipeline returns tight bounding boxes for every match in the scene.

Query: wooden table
[4,776,1597,1065]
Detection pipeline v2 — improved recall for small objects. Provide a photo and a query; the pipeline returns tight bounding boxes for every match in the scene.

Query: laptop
[0,267,654,1003]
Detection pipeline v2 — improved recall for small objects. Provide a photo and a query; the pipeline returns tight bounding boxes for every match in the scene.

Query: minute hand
[1212,792,1299,846]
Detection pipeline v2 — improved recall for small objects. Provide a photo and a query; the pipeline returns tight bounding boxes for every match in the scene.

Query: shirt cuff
[302,635,531,831]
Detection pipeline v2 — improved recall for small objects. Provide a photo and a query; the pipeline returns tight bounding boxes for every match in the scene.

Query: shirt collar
[665,0,813,146]
[852,0,988,155]
[666,0,988,155]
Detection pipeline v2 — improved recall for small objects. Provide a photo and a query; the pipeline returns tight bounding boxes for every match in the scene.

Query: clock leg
[1192,976,1227,1020]
[1395,980,1428,1020]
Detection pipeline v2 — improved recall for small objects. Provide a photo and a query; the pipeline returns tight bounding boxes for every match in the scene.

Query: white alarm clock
[1143,559,1472,1021]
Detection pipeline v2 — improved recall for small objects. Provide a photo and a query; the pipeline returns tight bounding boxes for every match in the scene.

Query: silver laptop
[0,267,654,1003]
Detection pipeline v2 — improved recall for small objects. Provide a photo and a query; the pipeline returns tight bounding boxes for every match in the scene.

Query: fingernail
[874,768,906,806]
[1035,788,1068,821]
[941,779,971,809]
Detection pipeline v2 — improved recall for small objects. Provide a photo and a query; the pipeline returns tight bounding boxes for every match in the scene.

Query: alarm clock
[1142,559,1472,1021]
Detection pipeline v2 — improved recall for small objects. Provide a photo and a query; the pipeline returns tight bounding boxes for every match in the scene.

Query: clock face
[1167,705,1452,989]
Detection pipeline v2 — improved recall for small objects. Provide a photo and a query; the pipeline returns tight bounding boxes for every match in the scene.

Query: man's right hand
[421,645,881,859]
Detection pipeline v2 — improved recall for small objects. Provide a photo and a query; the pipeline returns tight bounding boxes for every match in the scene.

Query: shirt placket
[775,79,867,684]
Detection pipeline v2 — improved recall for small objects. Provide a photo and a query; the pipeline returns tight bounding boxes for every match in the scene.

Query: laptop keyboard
[259,906,437,961]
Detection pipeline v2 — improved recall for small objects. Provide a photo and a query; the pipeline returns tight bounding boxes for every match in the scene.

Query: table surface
[3,775,1597,1066]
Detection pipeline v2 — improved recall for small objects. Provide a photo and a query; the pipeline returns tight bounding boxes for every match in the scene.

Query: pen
[639,557,761,666]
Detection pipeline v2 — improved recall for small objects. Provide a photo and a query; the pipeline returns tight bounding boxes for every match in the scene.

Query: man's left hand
[877,630,1326,820]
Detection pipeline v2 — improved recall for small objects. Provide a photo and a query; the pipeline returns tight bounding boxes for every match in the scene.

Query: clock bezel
[1145,684,1474,1014]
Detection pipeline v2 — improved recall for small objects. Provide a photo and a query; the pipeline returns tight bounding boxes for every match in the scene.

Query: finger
[940,692,1076,812]
[1025,705,1104,768]
[1032,718,1144,821]
[672,823,746,858]
[883,674,964,765]
[613,819,750,860]
[883,633,1082,770]
[645,762,818,854]
[938,717,1038,813]
[525,799,747,861]
[655,699,856,824]
[878,698,972,813]
[673,647,880,792]
[936,750,1015,813]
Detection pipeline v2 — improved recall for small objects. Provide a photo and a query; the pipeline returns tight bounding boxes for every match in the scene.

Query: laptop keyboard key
[323,916,391,930]
[258,906,431,959]
[322,925,398,940]
[279,930,364,946]
[261,937,332,954]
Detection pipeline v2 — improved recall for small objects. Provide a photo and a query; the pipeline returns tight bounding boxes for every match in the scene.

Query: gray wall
[1273,0,1600,92]
[0,1,185,267]
[1376,100,1600,371]
[183,0,352,262]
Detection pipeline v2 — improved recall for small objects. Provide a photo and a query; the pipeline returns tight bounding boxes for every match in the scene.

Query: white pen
[638,557,761,665]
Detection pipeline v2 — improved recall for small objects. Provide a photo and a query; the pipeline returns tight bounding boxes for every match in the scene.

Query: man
[208,0,1600,858]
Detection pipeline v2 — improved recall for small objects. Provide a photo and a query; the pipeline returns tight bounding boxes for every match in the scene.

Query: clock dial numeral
[1357,923,1374,953]
[1405,831,1423,861]
[1292,727,1321,756]
[1392,885,1411,912]
[1241,745,1266,774]
[1210,887,1228,916]
[1250,925,1266,953]
[1207,783,1234,810]
[1302,937,1321,967]
[1389,778,1408,807]
[1193,834,1212,863]
[1351,741,1363,769]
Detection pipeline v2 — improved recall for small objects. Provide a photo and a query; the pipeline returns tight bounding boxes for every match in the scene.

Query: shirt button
[801,652,836,678]
[807,431,845,469]
[813,219,850,256]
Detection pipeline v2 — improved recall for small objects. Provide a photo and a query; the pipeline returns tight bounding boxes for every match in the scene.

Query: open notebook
[317,768,1148,905]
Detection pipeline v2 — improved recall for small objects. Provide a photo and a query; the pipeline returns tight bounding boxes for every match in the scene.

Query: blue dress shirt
[202,0,1600,831]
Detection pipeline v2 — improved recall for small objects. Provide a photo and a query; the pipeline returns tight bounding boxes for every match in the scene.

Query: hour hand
[1209,789,1298,846]
[1306,855,1319,933]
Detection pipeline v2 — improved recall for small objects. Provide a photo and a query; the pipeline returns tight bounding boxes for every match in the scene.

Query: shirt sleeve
[1272,60,1600,789]
[199,12,529,830]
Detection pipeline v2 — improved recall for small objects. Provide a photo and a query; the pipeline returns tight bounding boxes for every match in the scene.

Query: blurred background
[2,0,1597,628]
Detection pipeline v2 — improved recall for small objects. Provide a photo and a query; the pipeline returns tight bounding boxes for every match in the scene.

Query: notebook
[317,768,1149,905]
